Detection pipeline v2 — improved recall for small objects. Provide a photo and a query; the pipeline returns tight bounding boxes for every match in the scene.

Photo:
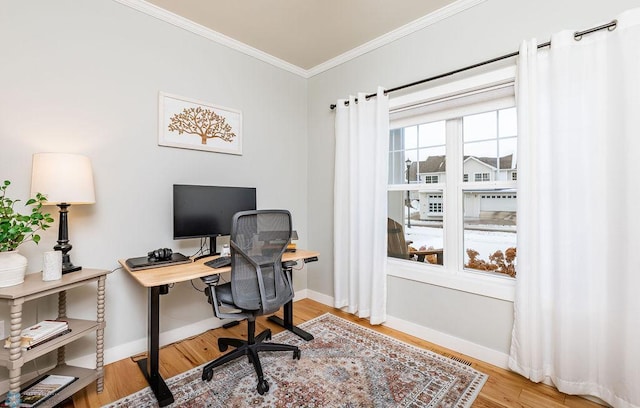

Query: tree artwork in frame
[159,92,242,155]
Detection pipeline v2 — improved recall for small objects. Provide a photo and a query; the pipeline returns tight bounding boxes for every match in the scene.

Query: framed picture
[158,92,242,155]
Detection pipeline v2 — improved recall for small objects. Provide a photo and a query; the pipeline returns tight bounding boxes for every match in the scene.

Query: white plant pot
[0,250,27,287]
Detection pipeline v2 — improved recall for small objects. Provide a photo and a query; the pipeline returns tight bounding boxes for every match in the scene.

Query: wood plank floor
[67,299,601,407]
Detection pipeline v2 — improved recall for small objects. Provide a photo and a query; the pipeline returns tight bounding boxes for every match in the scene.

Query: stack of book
[3,320,71,350]
[0,374,78,407]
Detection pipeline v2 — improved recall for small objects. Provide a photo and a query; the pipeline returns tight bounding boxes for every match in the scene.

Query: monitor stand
[209,235,221,257]
[193,235,223,262]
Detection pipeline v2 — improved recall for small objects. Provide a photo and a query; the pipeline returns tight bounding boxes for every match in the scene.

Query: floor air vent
[447,355,472,366]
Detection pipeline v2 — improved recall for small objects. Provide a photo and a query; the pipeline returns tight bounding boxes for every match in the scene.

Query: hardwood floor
[68,299,601,407]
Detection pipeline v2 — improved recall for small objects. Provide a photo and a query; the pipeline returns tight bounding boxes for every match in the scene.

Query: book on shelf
[12,374,77,407]
[25,328,72,350]
[3,320,69,349]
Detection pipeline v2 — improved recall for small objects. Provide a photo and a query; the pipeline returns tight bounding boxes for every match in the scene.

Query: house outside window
[387,68,517,297]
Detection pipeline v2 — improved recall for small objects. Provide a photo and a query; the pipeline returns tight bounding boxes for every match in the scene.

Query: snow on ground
[406,225,516,263]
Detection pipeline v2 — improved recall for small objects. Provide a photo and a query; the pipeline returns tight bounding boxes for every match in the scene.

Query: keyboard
[204,257,231,269]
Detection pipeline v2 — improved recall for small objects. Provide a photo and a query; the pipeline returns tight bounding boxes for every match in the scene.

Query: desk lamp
[30,153,96,274]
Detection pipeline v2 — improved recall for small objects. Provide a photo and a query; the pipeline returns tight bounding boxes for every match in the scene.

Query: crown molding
[112,0,308,77]
[113,0,486,79]
[306,0,487,78]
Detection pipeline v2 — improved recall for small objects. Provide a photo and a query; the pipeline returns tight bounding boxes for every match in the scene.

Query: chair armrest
[200,275,220,285]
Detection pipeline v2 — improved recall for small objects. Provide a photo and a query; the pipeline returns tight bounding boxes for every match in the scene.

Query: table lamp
[30,153,96,274]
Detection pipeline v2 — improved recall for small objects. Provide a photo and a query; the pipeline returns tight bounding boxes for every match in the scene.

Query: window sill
[386,258,515,302]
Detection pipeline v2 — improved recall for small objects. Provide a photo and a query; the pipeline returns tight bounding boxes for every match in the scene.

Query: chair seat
[215,282,234,306]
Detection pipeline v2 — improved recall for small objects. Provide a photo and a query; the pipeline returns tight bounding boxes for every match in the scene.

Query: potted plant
[0,180,54,287]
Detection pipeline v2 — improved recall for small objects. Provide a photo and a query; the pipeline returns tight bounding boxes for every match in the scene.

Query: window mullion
[444,118,462,271]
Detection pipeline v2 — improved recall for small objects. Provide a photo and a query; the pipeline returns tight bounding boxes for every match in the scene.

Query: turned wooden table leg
[57,290,67,367]
[96,275,106,393]
[7,300,24,407]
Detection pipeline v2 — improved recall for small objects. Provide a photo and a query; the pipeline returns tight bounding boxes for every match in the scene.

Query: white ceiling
[130,0,466,75]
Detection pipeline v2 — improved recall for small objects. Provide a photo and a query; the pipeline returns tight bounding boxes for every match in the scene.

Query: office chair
[200,209,301,395]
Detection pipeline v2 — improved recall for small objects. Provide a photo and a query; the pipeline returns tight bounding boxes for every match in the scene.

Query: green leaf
[0,181,53,250]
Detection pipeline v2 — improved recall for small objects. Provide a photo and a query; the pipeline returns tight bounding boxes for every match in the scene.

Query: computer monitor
[173,184,257,255]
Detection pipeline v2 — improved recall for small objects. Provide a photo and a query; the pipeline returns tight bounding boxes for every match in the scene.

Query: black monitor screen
[173,184,256,240]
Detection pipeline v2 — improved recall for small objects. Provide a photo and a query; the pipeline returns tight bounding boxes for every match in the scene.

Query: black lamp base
[62,262,82,274]
[55,203,82,275]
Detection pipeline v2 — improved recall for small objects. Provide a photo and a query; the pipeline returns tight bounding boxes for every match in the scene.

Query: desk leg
[268,268,314,341]
[136,285,174,407]
[268,299,314,341]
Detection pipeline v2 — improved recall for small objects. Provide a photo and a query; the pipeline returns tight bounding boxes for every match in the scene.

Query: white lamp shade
[30,153,96,204]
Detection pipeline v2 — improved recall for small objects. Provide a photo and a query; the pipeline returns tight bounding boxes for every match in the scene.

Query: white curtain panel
[510,8,640,408]
[333,87,389,325]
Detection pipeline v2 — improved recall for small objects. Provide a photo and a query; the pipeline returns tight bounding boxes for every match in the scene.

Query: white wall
[0,0,308,379]
[306,0,638,362]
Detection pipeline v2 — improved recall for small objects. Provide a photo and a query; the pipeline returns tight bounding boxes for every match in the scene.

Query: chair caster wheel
[202,369,213,382]
[293,349,301,360]
[265,329,272,341]
[257,379,269,395]
[218,340,228,352]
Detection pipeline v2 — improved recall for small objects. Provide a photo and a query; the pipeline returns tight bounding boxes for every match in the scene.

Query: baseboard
[68,291,312,368]
[383,315,510,369]
[305,289,510,369]
[293,288,308,302]
[67,316,230,368]
[306,289,333,306]
[73,289,508,372]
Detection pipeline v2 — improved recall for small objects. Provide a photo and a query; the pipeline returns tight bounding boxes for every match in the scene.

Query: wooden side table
[0,268,111,407]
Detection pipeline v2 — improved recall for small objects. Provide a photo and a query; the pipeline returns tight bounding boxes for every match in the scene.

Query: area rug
[104,313,487,407]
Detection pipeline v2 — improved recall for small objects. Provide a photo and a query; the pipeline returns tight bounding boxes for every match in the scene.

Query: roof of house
[410,154,515,178]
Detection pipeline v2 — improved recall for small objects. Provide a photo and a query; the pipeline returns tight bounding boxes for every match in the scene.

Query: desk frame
[120,249,319,407]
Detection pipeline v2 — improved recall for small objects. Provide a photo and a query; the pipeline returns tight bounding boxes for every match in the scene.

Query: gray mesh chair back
[230,210,294,315]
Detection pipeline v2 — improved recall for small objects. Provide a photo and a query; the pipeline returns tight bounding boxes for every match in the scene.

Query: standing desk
[119,249,319,407]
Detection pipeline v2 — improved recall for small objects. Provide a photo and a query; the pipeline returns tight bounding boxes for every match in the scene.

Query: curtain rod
[329,19,617,110]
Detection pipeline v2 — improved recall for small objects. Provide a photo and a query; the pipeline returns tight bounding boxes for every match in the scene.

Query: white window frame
[388,66,517,302]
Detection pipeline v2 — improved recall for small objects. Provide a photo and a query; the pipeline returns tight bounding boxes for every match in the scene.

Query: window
[387,68,517,299]
[426,194,443,214]
[474,173,490,182]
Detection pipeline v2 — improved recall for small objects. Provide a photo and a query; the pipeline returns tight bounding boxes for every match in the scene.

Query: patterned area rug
[104,313,487,407]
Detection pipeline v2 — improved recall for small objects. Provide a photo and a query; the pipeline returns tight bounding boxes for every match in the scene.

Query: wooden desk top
[119,249,319,288]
